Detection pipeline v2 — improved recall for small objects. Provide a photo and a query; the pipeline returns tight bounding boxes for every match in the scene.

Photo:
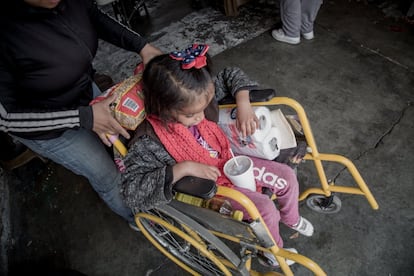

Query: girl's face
[174,83,214,128]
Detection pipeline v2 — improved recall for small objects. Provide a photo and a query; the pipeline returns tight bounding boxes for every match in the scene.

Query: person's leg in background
[301,0,323,39]
[281,0,302,38]
[13,128,134,223]
[272,0,302,44]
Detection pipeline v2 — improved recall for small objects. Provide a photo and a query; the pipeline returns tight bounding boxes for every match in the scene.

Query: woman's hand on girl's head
[172,161,221,184]
[91,93,130,146]
[139,44,163,66]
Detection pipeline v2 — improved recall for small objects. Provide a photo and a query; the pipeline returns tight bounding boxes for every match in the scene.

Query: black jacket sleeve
[88,0,148,54]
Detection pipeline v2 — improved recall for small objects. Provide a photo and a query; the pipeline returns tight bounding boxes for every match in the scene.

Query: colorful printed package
[90,64,146,130]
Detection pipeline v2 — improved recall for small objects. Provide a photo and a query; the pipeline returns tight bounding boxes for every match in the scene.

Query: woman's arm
[88,1,162,64]
[0,59,84,138]
[0,59,129,143]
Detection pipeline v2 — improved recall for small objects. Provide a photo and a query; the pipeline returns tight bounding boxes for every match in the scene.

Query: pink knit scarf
[147,115,234,187]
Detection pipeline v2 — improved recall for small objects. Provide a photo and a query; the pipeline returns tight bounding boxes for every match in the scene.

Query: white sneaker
[271,29,300,45]
[302,31,314,40]
[259,248,298,268]
[289,216,314,237]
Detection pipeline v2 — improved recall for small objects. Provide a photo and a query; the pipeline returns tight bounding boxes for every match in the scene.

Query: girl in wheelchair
[121,44,314,267]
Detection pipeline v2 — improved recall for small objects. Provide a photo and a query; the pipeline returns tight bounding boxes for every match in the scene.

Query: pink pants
[229,157,300,248]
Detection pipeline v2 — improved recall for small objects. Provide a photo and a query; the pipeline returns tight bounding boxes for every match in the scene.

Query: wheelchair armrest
[218,89,276,105]
[173,176,217,199]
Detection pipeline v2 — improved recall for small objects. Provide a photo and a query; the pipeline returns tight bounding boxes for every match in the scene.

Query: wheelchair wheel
[136,204,248,276]
[306,194,342,214]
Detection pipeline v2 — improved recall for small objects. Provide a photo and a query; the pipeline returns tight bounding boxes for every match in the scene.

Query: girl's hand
[235,90,259,138]
[172,161,221,183]
[91,93,130,146]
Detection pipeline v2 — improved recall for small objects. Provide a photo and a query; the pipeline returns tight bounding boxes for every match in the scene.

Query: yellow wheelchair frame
[235,97,379,211]
[133,96,378,276]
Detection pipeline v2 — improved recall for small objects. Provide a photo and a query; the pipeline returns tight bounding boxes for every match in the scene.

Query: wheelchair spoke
[137,207,245,275]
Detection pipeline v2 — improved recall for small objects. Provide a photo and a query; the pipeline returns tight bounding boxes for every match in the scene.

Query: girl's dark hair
[142,53,213,122]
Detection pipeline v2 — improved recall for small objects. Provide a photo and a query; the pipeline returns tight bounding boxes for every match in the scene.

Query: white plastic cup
[223,155,256,192]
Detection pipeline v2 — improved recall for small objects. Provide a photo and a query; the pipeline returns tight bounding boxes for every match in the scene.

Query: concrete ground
[1,0,413,275]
